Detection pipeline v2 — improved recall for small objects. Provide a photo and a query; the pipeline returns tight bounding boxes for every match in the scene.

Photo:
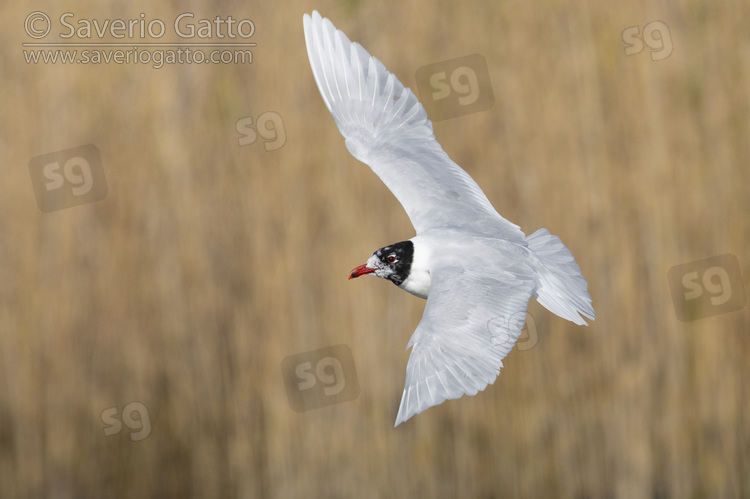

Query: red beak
[349,264,376,280]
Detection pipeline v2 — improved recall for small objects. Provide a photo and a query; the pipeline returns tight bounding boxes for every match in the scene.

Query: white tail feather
[528,229,595,325]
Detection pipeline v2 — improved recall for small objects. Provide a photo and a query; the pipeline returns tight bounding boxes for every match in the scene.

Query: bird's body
[393,232,533,299]
[303,11,595,426]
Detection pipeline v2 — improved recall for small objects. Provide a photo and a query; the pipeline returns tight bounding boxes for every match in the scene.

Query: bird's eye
[387,255,397,264]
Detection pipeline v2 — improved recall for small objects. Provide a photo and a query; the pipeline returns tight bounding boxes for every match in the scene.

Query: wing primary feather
[303,11,525,238]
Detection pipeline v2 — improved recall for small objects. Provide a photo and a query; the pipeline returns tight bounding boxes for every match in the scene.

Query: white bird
[303,11,595,426]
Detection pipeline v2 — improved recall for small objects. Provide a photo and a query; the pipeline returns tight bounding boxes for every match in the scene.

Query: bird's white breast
[398,238,431,299]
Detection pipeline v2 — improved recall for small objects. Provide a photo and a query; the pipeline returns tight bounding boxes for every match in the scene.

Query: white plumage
[303,11,595,426]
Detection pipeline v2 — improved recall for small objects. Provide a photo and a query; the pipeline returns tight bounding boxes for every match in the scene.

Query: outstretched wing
[395,265,535,426]
[303,11,524,240]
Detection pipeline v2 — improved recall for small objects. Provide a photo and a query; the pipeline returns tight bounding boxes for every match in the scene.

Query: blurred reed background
[1,0,748,497]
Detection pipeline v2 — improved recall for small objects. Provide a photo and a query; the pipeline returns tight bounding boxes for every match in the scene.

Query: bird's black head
[349,240,414,286]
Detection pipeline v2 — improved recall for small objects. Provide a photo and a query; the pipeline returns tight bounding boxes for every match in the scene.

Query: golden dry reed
[1,0,748,497]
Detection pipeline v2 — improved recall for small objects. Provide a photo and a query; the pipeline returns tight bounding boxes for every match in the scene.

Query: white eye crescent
[387,255,397,263]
